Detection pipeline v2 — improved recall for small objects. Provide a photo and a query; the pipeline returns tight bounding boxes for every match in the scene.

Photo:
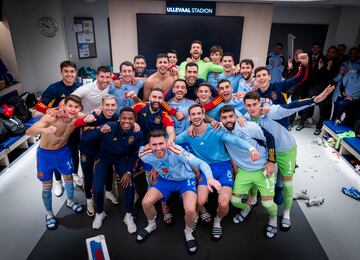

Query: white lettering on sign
[191,8,213,14]
[167,6,214,14]
[166,7,191,13]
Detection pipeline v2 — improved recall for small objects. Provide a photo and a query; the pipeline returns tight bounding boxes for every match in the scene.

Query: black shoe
[296,122,305,131]
[314,128,321,135]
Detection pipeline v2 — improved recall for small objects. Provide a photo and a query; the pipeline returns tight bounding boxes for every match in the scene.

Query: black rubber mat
[29,188,328,260]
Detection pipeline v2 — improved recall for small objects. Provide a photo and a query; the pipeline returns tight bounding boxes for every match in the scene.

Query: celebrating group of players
[27,40,335,254]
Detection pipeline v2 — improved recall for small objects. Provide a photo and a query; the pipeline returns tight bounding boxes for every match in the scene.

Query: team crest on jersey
[38,171,44,179]
[113,137,118,141]
[81,154,87,162]
[154,116,161,124]
[142,113,147,117]
[128,136,135,144]
[271,91,277,100]
[162,167,169,173]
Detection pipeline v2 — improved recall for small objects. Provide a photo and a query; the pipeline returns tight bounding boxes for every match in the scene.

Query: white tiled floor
[0,126,360,260]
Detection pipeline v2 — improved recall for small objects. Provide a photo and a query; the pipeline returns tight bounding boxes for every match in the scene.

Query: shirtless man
[143,53,177,101]
[26,95,89,230]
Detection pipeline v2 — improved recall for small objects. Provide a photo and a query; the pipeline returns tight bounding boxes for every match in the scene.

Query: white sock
[269,216,278,227]
[283,209,290,220]
[87,198,93,203]
[145,217,157,233]
[125,212,132,218]
[184,226,194,239]
[67,199,74,206]
[194,214,199,224]
[213,215,222,228]
[47,211,54,217]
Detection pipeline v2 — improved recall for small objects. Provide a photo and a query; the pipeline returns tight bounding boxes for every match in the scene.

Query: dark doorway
[137,14,244,68]
[268,23,328,60]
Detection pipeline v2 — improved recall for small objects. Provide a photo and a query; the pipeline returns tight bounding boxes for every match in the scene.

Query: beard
[224,122,235,131]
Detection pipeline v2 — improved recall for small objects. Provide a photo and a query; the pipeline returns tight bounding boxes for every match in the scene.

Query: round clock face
[37,17,58,37]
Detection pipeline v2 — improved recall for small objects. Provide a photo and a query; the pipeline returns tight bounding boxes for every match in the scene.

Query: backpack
[21,92,38,108]
[6,94,32,122]
[3,116,27,136]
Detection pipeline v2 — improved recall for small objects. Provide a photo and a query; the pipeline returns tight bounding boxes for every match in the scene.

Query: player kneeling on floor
[137,130,221,255]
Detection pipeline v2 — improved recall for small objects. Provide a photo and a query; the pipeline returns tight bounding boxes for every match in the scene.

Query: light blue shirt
[139,144,213,180]
[109,79,144,111]
[206,95,244,121]
[244,102,314,152]
[176,124,253,164]
[167,98,196,135]
[207,73,241,92]
[237,78,255,94]
[266,52,284,83]
[224,122,268,171]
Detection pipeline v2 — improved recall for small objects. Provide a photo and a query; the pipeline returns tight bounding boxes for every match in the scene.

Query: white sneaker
[87,199,95,217]
[54,180,64,197]
[105,191,119,204]
[124,213,137,234]
[92,212,106,230]
[73,174,83,187]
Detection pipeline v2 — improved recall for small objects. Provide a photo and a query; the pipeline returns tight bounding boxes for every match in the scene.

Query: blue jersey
[266,52,285,83]
[79,112,118,155]
[206,96,244,121]
[167,98,196,134]
[207,72,222,88]
[139,144,213,181]
[109,79,144,111]
[133,102,174,139]
[257,64,308,129]
[342,69,360,99]
[90,122,144,172]
[224,122,271,171]
[175,124,253,164]
[237,78,255,94]
[41,80,79,107]
[207,73,241,92]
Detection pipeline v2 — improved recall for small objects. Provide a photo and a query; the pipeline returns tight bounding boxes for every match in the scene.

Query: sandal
[233,211,248,224]
[184,237,197,255]
[199,211,211,225]
[163,212,174,226]
[45,215,57,230]
[67,201,83,214]
[280,216,291,231]
[341,187,360,200]
[136,228,154,243]
[211,226,222,241]
[265,224,278,239]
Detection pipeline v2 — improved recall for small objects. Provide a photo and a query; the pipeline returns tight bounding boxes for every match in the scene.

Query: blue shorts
[36,146,73,182]
[197,160,233,187]
[150,176,196,201]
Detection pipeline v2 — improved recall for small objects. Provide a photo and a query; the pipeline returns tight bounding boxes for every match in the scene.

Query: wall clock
[37,17,58,37]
